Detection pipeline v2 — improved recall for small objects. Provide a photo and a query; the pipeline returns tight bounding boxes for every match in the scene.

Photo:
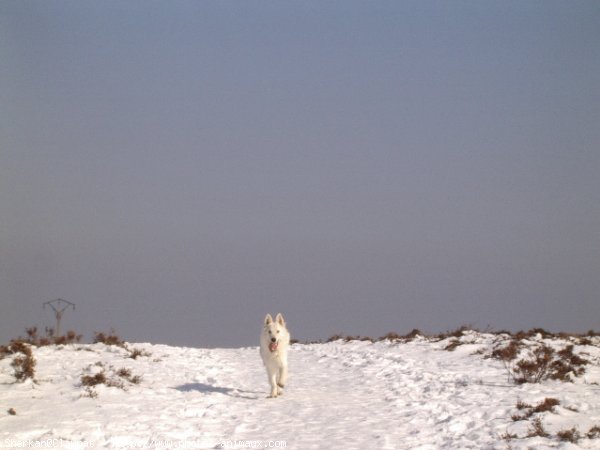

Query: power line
[43,299,75,337]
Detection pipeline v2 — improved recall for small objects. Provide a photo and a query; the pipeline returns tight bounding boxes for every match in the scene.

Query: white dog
[260,313,290,398]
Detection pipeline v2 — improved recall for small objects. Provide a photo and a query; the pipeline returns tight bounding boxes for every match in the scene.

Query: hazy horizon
[2,1,599,347]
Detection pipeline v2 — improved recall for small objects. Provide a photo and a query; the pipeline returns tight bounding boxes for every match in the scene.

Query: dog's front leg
[277,365,287,389]
[268,372,279,398]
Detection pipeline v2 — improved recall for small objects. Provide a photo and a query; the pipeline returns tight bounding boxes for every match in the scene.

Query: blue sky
[1,1,599,346]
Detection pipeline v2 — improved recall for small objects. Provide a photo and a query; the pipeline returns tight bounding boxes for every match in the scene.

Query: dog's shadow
[175,383,260,399]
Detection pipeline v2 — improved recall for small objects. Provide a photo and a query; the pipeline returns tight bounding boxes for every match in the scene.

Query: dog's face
[264,313,287,352]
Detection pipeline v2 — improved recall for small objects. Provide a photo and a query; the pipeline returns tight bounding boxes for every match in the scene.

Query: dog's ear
[276,313,285,326]
[264,314,273,325]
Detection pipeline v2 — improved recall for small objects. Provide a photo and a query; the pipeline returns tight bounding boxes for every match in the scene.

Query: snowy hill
[1,332,600,449]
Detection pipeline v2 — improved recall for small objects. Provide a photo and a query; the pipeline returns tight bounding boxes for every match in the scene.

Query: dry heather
[80,362,142,398]
[93,330,151,360]
[0,341,37,382]
[491,340,588,384]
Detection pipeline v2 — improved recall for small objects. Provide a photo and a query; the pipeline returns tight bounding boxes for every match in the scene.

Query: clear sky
[1,1,599,347]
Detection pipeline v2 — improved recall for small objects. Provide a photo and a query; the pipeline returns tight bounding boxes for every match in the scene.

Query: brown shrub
[557,427,580,443]
[513,345,554,384]
[533,397,560,414]
[449,325,471,338]
[348,335,373,342]
[404,329,423,340]
[378,332,404,342]
[82,387,98,399]
[379,329,424,342]
[116,367,141,384]
[16,326,81,346]
[492,340,521,361]
[516,399,532,410]
[81,364,142,397]
[500,431,517,442]
[512,399,534,421]
[326,333,345,342]
[513,330,528,340]
[513,397,560,421]
[53,330,82,345]
[128,348,151,359]
[93,330,125,347]
[444,339,462,351]
[25,327,38,342]
[587,425,600,439]
[548,345,588,382]
[117,368,132,378]
[5,341,36,382]
[527,417,549,438]
[492,339,587,384]
[529,328,554,339]
[92,331,151,359]
[491,340,522,383]
[81,372,107,387]
[0,345,10,360]
[326,334,373,343]
[129,375,142,384]
[511,413,529,421]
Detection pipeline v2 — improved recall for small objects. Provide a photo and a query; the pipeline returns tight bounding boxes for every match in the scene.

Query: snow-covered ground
[1,333,600,449]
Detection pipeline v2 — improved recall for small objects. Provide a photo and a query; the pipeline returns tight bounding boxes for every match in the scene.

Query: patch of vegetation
[326,334,373,343]
[444,339,462,351]
[317,327,599,348]
[379,329,425,343]
[513,345,555,384]
[587,425,600,439]
[533,397,560,413]
[506,400,600,445]
[435,325,475,341]
[557,427,580,443]
[491,341,587,384]
[116,367,142,384]
[80,371,108,387]
[1,341,37,382]
[550,345,587,381]
[79,362,142,398]
[93,330,152,360]
[512,398,560,421]
[15,326,82,346]
[128,347,152,360]
[377,332,404,342]
[516,399,532,410]
[527,417,549,438]
[500,431,517,440]
[328,329,433,344]
[93,329,125,347]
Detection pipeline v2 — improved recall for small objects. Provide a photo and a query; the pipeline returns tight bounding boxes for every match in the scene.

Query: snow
[1,333,600,449]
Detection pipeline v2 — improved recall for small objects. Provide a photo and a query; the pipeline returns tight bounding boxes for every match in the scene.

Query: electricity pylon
[43,299,75,337]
